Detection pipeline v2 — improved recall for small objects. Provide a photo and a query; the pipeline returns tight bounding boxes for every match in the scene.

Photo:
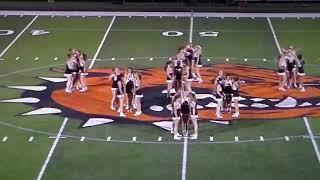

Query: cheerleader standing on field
[64,54,77,93]
[79,53,88,92]
[124,67,135,112]
[174,60,184,91]
[193,45,203,82]
[172,93,182,140]
[184,61,193,92]
[224,74,233,113]
[134,72,143,116]
[297,54,306,92]
[277,54,287,91]
[165,61,174,98]
[215,79,224,119]
[232,77,241,118]
[108,68,121,110]
[189,92,198,139]
[180,91,190,136]
[116,74,126,117]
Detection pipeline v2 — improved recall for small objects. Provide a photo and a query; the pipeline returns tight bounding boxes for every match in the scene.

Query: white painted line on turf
[132,137,137,142]
[2,136,8,142]
[285,136,290,141]
[16,57,20,60]
[244,58,248,61]
[181,137,188,180]
[303,117,320,164]
[150,57,153,61]
[189,12,194,43]
[130,57,134,61]
[29,136,34,142]
[209,136,214,142]
[36,117,68,180]
[158,136,162,142]
[107,136,111,141]
[0,15,38,59]
[53,57,58,61]
[80,136,85,142]
[111,57,115,61]
[260,136,264,141]
[49,136,67,139]
[207,58,210,62]
[267,17,282,53]
[34,57,39,61]
[235,136,239,142]
[226,58,229,62]
[88,16,116,69]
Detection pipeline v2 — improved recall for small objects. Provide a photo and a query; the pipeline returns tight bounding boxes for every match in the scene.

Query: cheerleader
[277,54,287,91]
[124,68,135,112]
[189,92,198,140]
[232,77,241,117]
[116,74,126,117]
[285,51,298,88]
[193,45,203,82]
[180,91,190,136]
[79,53,88,92]
[108,68,121,110]
[297,54,305,92]
[172,92,182,140]
[165,61,174,98]
[224,74,233,113]
[134,72,143,116]
[184,61,193,92]
[215,79,224,119]
[64,54,77,93]
[214,70,224,91]
[174,60,183,91]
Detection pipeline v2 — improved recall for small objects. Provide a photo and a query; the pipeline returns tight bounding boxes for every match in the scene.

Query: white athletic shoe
[232,112,239,118]
[278,87,286,91]
[170,129,174,134]
[119,113,126,117]
[134,111,142,116]
[299,87,305,92]
[190,134,198,140]
[174,135,181,140]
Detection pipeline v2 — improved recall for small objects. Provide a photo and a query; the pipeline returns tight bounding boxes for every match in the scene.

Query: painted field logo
[14,64,320,127]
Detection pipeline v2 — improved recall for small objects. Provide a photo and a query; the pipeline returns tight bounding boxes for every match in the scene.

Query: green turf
[42,141,182,180]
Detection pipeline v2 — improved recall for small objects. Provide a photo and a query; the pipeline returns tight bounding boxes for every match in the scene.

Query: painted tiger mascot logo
[21,63,316,125]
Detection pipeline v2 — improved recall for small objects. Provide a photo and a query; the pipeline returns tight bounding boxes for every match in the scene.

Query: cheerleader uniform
[278,59,286,76]
[125,73,135,95]
[180,100,190,124]
[285,54,296,72]
[111,74,120,90]
[186,66,193,82]
[232,82,240,100]
[224,80,233,104]
[166,65,173,83]
[216,83,224,101]
[297,59,305,76]
[135,76,143,98]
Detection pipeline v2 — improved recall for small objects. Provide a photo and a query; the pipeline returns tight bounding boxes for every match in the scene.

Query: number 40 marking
[162,31,219,37]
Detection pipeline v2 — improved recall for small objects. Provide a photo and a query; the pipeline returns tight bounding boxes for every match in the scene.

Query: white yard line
[0,15,38,58]
[267,17,282,54]
[189,12,194,43]
[88,16,116,69]
[35,117,68,180]
[181,137,188,180]
[268,17,320,166]
[303,117,320,164]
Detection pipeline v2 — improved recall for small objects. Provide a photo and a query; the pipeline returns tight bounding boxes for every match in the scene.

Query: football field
[0,11,320,180]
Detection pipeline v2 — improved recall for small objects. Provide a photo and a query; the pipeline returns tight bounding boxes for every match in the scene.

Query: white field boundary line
[267,17,320,165]
[88,16,116,69]
[2,11,320,18]
[36,117,68,180]
[303,117,320,164]
[0,15,38,58]
[189,12,193,43]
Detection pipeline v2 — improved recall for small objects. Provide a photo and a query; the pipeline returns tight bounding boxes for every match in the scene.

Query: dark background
[1,0,320,12]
